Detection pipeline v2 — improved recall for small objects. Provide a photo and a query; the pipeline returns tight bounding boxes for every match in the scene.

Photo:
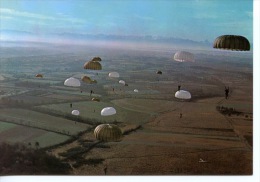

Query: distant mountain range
[0,29,212,47]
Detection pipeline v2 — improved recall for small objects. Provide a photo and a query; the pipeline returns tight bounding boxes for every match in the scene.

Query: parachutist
[178,85,181,91]
[225,86,229,99]
[104,165,107,175]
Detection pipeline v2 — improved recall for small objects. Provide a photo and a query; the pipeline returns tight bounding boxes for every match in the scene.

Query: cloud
[0,8,86,24]
[0,15,14,20]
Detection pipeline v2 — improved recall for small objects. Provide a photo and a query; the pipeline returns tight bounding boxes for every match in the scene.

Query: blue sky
[0,0,253,43]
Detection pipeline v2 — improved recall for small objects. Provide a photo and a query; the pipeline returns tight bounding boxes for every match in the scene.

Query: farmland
[0,44,253,175]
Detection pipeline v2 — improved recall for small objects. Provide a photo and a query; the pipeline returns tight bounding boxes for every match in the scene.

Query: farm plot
[147,101,233,130]
[0,108,92,135]
[0,121,17,132]
[19,78,61,84]
[36,100,151,124]
[41,93,88,101]
[0,122,70,148]
[9,94,61,105]
[219,101,252,113]
[144,97,239,138]
[111,98,182,114]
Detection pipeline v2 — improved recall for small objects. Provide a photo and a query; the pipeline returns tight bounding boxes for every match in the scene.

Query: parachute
[71,110,80,116]
[213,35,250,51]
[91,57,102,62]
[173,51,195,62]
[81,75,97,84]
[35,74,43,78]
[175,90,191,100]
[0,75,4,81]
[134,89,139,93]
[64,77,81,87]
[119,80,126,85]
[92,97,100,102]
[94,124,122,142]
[156,70,162,75]
[101,107,116,116]
[109,72,120,78]
[84,61,102,70]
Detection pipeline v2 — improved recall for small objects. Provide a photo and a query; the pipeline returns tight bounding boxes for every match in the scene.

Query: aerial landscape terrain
[0,0,257,180]
[0,42,253,175]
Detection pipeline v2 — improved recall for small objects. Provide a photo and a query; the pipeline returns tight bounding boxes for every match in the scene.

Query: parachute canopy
[175,90,191,100]
[71,110,80,116]
[119,80,126,85]
[35,74,43,78]
[81,75,97,84]
[84,61,102,70]
[91,57,102,62]
[94,124,122,142]
[0,75,5,81]
[64,77,81,87]
[134,89,139,93]
[173,51,195,62]
[156,70,162,75]
[109,72,120,78]
[101,107,116,116]
[213,35,250,51]
[92,97,100,102]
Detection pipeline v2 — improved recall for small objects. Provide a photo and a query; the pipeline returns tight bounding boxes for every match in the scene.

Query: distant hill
[0,29,212,47]
[52,32,212,46]
[0,29,33,36]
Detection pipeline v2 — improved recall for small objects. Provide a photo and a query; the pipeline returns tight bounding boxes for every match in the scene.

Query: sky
[0,0,253,43]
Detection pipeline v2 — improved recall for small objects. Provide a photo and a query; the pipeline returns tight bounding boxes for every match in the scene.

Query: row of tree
[0,142,70,175]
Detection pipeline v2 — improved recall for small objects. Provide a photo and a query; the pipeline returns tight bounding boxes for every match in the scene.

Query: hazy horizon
[0,0,253,46]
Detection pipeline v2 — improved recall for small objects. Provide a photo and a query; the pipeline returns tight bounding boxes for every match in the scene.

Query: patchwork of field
[52,96,251,175]
[0,46,253,175]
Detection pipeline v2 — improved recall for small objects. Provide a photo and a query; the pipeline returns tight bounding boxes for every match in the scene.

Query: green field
[36,100,151,124]
[0,108,92,135]
[0,121,17,132]
[0,122,70,148]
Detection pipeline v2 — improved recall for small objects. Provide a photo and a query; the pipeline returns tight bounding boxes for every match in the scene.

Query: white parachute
[134,89,139,93]
[109,72,120,78]
[71,110,80,116]
[119,80,126,85]
[173,51,195,62]
[64,77,81,87]
[175,90,191,100]
[101,107,117,116]
[0,75,5,81]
